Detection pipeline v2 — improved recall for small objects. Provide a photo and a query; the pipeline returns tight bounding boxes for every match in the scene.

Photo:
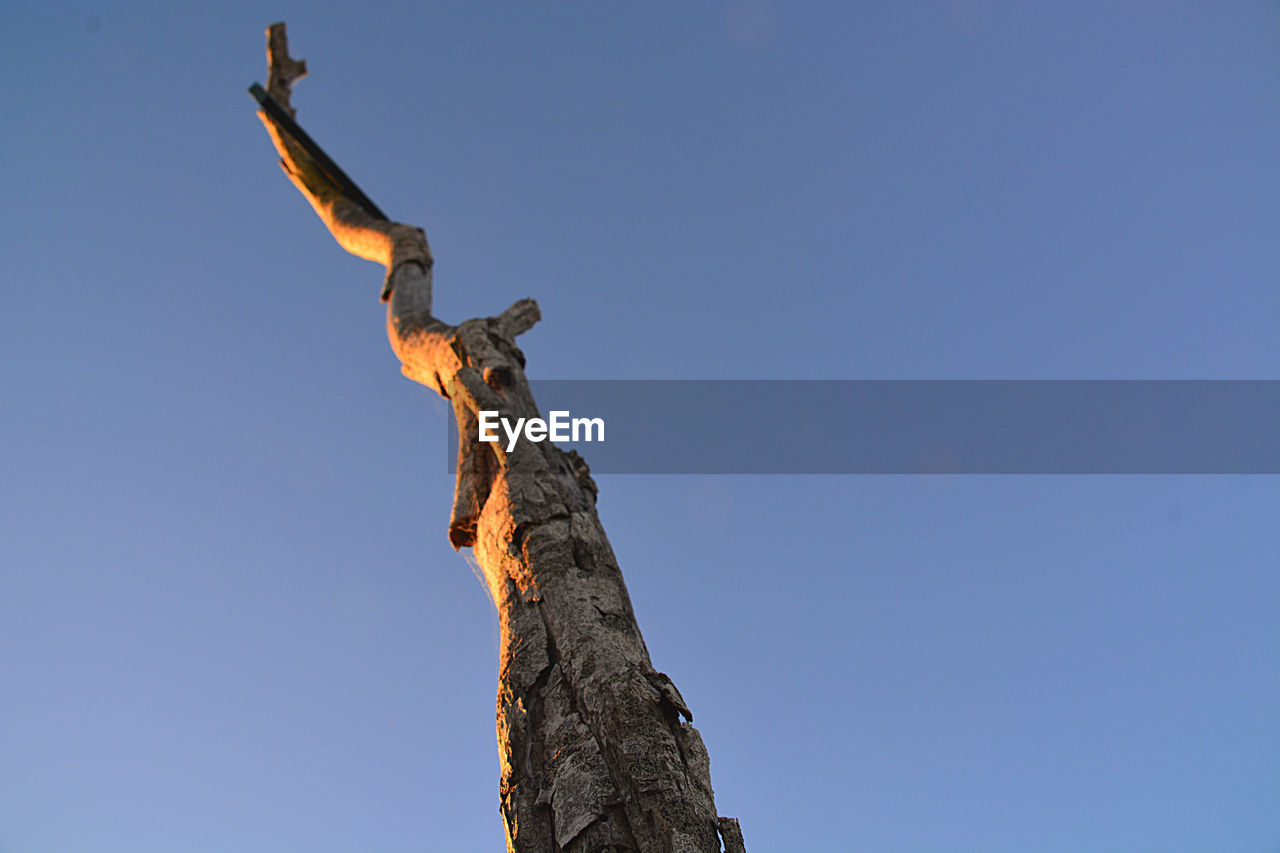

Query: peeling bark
[253,23,743,853]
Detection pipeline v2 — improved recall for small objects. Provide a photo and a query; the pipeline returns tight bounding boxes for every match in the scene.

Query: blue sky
[2,2,1277,851]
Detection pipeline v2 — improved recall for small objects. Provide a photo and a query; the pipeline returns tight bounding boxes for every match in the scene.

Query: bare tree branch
[251,23,743,852]
[257,22,432,304]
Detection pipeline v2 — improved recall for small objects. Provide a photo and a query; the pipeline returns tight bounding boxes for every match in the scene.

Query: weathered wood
[253,22,743,853]
[249,83,388,220]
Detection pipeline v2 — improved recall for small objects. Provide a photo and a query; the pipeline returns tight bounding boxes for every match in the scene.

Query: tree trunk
[252,23,744,853]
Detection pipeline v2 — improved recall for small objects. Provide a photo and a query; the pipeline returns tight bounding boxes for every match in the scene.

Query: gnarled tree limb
[253,22,743,852]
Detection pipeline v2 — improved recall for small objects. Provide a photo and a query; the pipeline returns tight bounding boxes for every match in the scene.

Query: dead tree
[251,23,744,853]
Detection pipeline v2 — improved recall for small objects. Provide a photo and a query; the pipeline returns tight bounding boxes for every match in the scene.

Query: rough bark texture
[254,24,742,853]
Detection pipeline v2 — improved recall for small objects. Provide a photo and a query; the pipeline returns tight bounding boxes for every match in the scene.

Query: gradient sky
[2,2,1277,852]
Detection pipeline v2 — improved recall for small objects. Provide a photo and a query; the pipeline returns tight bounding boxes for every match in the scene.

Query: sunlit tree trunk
[252,24,744,853]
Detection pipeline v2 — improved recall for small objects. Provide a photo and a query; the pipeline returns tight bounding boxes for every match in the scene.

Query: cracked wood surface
[253,23,743,853]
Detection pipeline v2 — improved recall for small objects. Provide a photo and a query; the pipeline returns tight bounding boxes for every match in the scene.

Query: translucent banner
[446,380,1280,474]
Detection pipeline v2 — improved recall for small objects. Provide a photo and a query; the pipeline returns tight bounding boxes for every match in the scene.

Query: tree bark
[253,24,744,853]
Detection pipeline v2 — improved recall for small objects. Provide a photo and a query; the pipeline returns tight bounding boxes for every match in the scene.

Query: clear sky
[2,2,1277,852]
